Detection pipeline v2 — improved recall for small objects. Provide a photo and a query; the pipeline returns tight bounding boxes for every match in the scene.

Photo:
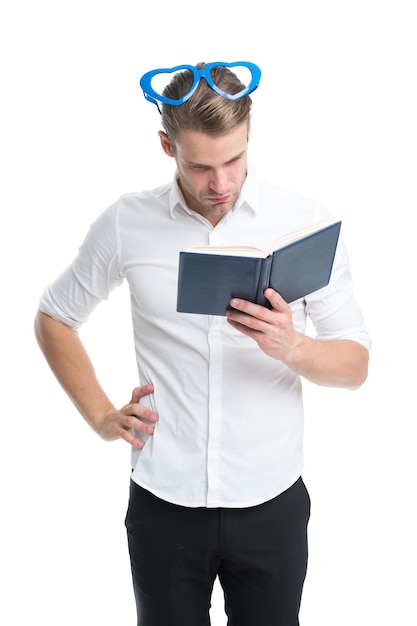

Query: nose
[209,169,228,194]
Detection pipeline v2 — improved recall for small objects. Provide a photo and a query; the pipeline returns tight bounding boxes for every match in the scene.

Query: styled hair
[161,62,252,143]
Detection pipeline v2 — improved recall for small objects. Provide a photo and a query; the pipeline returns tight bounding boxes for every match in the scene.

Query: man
[35,61,370,625]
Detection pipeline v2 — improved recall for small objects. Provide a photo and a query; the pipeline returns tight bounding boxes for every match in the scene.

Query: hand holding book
[177,219,341,316]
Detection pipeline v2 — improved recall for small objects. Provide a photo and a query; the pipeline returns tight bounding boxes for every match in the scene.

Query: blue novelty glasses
[139,61,261,113]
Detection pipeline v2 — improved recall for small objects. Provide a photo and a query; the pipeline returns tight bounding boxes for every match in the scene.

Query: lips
[208,195,231,204]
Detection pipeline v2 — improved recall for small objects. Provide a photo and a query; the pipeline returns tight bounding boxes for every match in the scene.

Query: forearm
[34,311,114,431]
[226,291,369,390]
[283,335,369,389]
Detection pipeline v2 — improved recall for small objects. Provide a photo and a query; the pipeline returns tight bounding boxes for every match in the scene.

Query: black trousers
[125,477,310,626]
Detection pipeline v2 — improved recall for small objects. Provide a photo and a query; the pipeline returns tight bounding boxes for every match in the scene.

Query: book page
[186,245,266,257]
[267,218,334,253]
[186,218,334,258]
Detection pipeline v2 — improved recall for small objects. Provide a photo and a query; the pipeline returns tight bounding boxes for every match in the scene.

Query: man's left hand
[225,288,301,361]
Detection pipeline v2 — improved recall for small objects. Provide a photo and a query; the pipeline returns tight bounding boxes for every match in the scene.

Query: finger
[130,383,154,404]
[117,414,156,450]
[264,288,290,311]
[124,402,158,425]
[226,314,267,336]
[120,426,147,450]
[227,299,273,329]
[124,413,156,435]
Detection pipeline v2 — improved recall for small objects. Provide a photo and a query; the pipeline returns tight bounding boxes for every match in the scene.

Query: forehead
[174,122,249,165]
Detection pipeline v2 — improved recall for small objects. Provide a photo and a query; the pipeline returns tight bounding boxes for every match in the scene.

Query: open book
[176,219,341,316]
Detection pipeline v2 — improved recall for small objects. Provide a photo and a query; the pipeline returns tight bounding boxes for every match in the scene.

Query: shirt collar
[234,163,259,215]
[169,162,259,219]
[168,178,187,218]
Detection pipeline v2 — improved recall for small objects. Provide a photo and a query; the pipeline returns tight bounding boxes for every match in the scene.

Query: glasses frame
[139,61,261,112]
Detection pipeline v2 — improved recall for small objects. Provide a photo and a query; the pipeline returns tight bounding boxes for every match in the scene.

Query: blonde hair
[161,62,252,143]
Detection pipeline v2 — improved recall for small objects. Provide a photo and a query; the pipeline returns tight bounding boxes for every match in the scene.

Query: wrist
[282,332,312,374]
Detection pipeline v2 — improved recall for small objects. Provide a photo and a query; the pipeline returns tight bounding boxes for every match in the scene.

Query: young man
[35,62,370,625]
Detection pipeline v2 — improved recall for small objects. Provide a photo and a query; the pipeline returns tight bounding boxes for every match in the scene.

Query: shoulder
[116,181,172,208]
[247,165,333,223]
[256,178,335,228]
[84,181,173,236]
[103,182,172,224]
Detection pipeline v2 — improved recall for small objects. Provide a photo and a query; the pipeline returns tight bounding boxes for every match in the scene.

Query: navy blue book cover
[177,221,341,316]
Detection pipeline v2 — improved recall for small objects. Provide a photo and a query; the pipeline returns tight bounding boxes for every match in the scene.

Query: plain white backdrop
[1,1,416,624]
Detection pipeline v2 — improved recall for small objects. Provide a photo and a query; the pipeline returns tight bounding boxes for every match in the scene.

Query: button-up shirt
[39,166,371,508]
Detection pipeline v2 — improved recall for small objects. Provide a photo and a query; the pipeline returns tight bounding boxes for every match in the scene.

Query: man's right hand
[35,312,159,449]
[95,385,158,449]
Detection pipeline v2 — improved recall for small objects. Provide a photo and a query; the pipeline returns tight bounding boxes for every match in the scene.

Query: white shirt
[39,166,371,508]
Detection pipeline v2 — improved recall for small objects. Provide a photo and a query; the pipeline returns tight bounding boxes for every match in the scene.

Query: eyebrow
[186,150,246,169]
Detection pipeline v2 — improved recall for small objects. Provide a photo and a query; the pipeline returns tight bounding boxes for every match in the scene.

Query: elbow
[34,309,46,348]
[34,310,74,352]
[34,310,53,351]
[348,372,368,391]
[347,346,369,390]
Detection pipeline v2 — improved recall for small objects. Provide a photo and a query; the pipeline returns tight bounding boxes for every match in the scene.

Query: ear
[158,131,175,157]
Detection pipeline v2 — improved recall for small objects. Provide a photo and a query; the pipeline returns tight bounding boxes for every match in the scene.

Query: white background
[1,1,416,624]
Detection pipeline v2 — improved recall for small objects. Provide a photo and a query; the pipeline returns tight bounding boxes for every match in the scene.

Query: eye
[228,154,243,165]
